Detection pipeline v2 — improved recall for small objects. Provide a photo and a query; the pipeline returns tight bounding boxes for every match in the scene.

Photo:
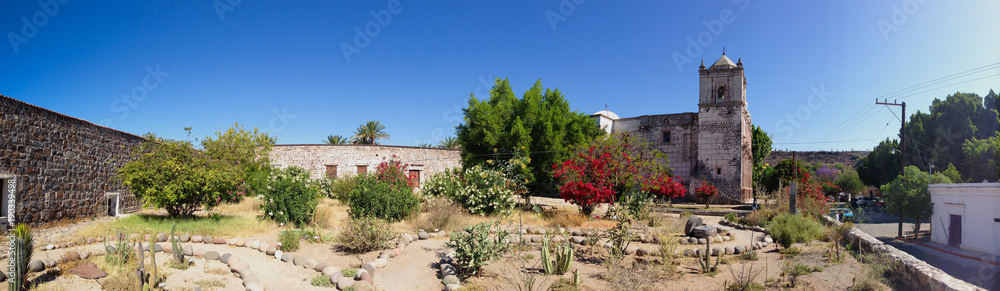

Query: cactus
[9,224,34,291]
[699,236,721,273]
[148,237,158,285]
[170,223,185,263]
[541,239,574,275]
[136,241,146,290]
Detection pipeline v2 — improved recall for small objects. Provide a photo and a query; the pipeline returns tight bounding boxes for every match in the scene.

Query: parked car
[855,196,877,207]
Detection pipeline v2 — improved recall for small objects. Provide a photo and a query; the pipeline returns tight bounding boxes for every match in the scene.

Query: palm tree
[351,121,390,145]
[417,143,434,148]
[438,136,460,149]
[323,135,349,145]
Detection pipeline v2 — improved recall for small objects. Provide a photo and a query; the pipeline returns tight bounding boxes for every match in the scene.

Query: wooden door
[948,214,962,247]
[409,170,420,187]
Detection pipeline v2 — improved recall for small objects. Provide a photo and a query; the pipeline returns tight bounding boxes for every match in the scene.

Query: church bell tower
[695,53,753,203]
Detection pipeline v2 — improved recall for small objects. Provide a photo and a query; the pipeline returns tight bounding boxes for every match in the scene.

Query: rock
[86,237,95,244]
[280,252,293,262]
[191,235,202,243]
[641,235,653,244]
[153,243,163,252]
[393,248,402,257]
[64,251,81,262]
[29,260,45,272]
[213,237,226,245]
[418,231,429,240]
[697,238,707,245]
[723,235,731,242]
[74,237,86,246]
[429,232,439,238]
[374,258,387,268]
[635,248,650,256]
[304,259,318,270]
[322,266,341,276]
[734,246,745,254]
[764,236,773,243]
[234,239,245,247]
[266,245,276,256]
[316,262,331,272]
[359,271,373,284]
[293,255,305,266]
[202,236,213,244]
[183,245,194,256]
[274,250,283,260]
[68,262,108,279]
[751,243,760,250]
[155,233,167,242]
[258,243,269,253]
[691,225,718,238]
[438,230,447,237]
[363,262,376,275]
[221,253,231,264]
[194,249,207,258]
[762,241,769,247]
[445,284,463,291]
[571,236,585,244]
[625,245,638,255]
[443,274,460,285]
[243,273,260,285]
[230,262,249,275]
[42,258,56,268]
[245,282,264,291]
[712,247,722,256]
[250,240,259,249]
[329,271,343,285]
[685,215,704,236]
[572,229,583,236]
[530,236,542,243]
[708,236,715,243]
[683,249,694,257]
[688,237,698,244]
[404,233,414,243]
[440,264,457,276]
[355,268,368,279]
[205,251,220,260]
[715,234,724,243]
[105,245,116,253]
[336,277,354,290]
[79,250,90,259]
[695,249,705,258]
[175,234,188,242]
[227,256,242,268]
[725,246,734,255]
[143,234,153,242]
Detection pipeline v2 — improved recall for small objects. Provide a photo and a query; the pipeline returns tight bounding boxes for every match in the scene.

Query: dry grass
[75,212,276,239]
[213,197,263,218]
[314,198,349,229]
[545,211,588,228]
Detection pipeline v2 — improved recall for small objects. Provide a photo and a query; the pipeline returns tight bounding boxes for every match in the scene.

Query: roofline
[2,94,145,140]
[273,144,461,151]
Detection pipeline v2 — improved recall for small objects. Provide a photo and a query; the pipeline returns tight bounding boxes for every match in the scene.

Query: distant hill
[764,150,869,168]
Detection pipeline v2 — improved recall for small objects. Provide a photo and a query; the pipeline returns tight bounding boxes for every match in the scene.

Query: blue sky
[2,1,998,151]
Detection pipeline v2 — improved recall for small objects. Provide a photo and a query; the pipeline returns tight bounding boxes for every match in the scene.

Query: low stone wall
[269,144,462,188]
[829,216,986,291]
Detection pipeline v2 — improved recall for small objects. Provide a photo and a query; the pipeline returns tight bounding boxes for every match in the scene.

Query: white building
[928,182,1000,255]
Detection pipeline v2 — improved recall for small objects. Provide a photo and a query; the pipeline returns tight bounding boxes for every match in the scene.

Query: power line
[882,62,1000,100]
[774,138,880,145]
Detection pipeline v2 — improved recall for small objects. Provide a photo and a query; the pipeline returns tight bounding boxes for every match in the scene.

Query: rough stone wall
[612,113,699,194]
[268,145,462,188]
[0,95,144,226]
[696,102,751,202]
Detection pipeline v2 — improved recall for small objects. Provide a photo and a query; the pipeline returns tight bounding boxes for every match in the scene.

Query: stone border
[825,216,986,291]
[652,206,752,217]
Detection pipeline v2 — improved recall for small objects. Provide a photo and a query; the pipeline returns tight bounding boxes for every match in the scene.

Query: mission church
[592,53,753,203]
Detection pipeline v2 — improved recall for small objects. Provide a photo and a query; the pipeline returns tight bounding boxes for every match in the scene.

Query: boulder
[234,239,245,247]
[183,245,194,256]
[734,246,745,254]
[336,277,354,290]
[374,258,387,268]
[266,246,276,256]
[68,262,108,279]
[28,260,45,272]
[191,235,202,243]
[220,253,231,264]
[442,275,460,285]
[690,225,718,238]
[293,255,305,266]
[684,215,704,236]
[281,252,294,263]
[362,262,376,276]
[156,233,168,242]
[359,271,373,284]
[304,259,318,269]
[725,246,734,255]
[205,251,220,260]
[194,249,207,258]
[245,282,264,291]
[322,266,341,276]
[418,231,429,240]
[202,236,213,244]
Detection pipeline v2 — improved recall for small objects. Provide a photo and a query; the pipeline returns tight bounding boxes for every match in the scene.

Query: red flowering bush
[821,182,842,197]
[791,182,832,219]
[642,175,687,200]
[373,157,415,189]
[695,183,719,208]
[348,157,420,221]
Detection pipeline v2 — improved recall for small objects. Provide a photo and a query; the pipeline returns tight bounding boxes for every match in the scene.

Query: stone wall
[0,95,145,226]
[696,101,753,203]
[613,113,699,196]
[268,145,462,188]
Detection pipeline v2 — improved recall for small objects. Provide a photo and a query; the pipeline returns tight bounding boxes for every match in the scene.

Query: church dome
[709,54,737,70]
[592,109,619,119]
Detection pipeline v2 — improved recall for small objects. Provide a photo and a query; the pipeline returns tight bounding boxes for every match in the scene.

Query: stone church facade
[593,54,753,203]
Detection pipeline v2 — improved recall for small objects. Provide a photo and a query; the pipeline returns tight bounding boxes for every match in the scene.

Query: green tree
[456,78,603,194]
[834,170,865,195]
[201,123,274,183]
[438,136,460,149]
[904,92,998,178]
[962,134,1000,182]
[323,135,349,145]
[858,138,902,187]
[351,120,390,145]
[763,159,809,193]
[751,125,773,187]
[940,163,964,183]
[881,166,952,236]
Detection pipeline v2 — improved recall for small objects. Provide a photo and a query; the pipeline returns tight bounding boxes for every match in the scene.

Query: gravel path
[375,239,449,291]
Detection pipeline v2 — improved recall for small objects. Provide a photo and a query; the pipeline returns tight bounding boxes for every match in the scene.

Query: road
[855,207,1000,290]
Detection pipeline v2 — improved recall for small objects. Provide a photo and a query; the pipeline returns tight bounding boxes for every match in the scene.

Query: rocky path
[375,239,449,291]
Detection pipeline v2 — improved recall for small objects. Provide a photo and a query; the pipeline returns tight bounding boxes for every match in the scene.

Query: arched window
[717,84,726,101]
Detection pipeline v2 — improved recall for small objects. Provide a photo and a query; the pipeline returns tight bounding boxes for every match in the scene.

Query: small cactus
[541,239,574,275]
[170,223,185,263]
[699,236,721,273]
[9,224,34,291]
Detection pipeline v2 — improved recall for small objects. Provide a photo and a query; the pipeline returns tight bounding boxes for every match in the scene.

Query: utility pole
[877,99,906,238]
[790,152,797,215]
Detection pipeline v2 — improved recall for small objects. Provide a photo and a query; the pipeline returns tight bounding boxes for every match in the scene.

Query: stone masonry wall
[269,145,462,188]
[613,113,699,197]
[0,95,145,226]
[697,102,752,203]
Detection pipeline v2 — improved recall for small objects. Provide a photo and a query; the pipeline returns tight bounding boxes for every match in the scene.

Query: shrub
[768,214,823,249]
[446,221,509,278]
[9,224,33,291]
[279,230,301,252]
[341,268,358,278]
[782,262,820,287]
[336,216,395,253]
[422,168,463,198]
[311,274,333,287]
[349,175,420,221]
[453,165,516,216]
[260,166,320,227]
[695,182,719,208]
[418,196,465,231]
[724,213,738,223]
[105,232,136,266]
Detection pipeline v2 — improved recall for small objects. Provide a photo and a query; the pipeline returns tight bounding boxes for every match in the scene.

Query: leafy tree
[881,166,952,236]
[763,159,810,193]
[904,92,998,178]
[940,163,964,183]
[201,123,274,185]
[962,134,1000,182]
[858,139,902,187]
[323,135,349,145]
[438,136,460,149]
[751,125,773,186]
[351,120,390,145]
[834,170,865,195]
[457,78,603,194]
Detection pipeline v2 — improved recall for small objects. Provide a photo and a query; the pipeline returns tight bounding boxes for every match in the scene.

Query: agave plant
[10,224,34,291]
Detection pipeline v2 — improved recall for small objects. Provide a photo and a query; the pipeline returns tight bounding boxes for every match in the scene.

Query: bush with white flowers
[259,166,319,227]
[453,165,516,216]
